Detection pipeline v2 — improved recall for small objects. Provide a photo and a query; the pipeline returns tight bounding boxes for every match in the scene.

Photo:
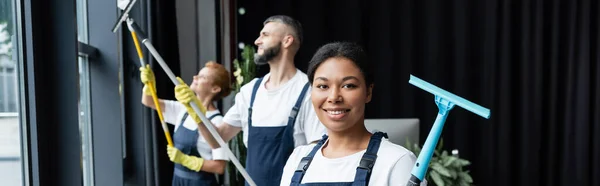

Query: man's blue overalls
[288,132,388,186]
[245,77,310,186]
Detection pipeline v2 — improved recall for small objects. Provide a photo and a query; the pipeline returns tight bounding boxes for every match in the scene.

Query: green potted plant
[232,45,256,92]
[404,138,473,186]
[227,45,256,185]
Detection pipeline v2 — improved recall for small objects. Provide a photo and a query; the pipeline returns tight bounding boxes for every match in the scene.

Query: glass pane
[76,0,93,185]
[78,55,93,186]
[0,0,22,185]
[77,0,88,43]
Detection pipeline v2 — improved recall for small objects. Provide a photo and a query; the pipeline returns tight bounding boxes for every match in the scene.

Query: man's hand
[174,77,206,123]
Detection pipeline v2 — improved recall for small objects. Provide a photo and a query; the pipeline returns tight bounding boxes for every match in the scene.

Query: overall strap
[180,112,189,126]
[290,134,329,186]
[288,82,310,127]
[247,78,263,127]
[353,132,388,186]
[207,113,222,121]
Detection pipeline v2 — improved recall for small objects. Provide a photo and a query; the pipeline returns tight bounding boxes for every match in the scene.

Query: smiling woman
[280,42,426,186]
[308,47,372,133]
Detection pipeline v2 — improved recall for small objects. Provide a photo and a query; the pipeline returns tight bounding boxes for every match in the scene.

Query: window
[0,4,16,114]
[0,0,22,185]
[77,0,94,185]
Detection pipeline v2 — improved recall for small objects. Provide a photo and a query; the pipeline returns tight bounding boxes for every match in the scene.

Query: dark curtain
[235,0,600,185]
[148,0,181,185]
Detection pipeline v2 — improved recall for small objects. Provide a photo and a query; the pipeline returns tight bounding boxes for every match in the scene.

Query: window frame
[20,0,83,185]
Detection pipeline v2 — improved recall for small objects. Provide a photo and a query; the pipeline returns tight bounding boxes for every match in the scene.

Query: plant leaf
[443,156,458,167]
[233,59,240,69]
[431,162,452,178]
[459,172,473,183]
[450,170,458,179]
[430,170,445,186]
[412,143,421,155]
[453,159,471,167]
[405,138,412,150]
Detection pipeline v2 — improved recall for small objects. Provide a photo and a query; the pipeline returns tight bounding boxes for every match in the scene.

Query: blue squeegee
[406,75,490,186]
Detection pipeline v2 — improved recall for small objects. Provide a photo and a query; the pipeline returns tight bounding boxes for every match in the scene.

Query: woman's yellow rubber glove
[140,64,156,96]
[142,85,153,96]
[174,77,207,124]
[167,145,204,172]
[139,64,155,84]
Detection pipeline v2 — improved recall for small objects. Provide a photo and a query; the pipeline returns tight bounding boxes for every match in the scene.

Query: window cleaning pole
[125,19,173,147]
[406,75,491,186]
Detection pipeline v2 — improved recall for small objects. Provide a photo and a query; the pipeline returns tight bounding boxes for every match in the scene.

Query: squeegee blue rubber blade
[408,74,491,119]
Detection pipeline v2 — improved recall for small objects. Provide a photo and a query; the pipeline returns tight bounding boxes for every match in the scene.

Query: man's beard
[254,43,281,65]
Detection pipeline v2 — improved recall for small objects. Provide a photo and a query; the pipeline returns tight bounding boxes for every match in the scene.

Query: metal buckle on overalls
[358,153,376,173]
[295,157,312,172]
[289,107,299,120]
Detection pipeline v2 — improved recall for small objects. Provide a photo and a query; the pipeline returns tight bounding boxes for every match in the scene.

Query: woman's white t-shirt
[280,138,427,186]
[163,100,227,161]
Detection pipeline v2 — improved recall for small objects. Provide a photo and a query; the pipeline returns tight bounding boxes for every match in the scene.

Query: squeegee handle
[125,19,174,146]
[406,175,422,186]
[406,109,450,186]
